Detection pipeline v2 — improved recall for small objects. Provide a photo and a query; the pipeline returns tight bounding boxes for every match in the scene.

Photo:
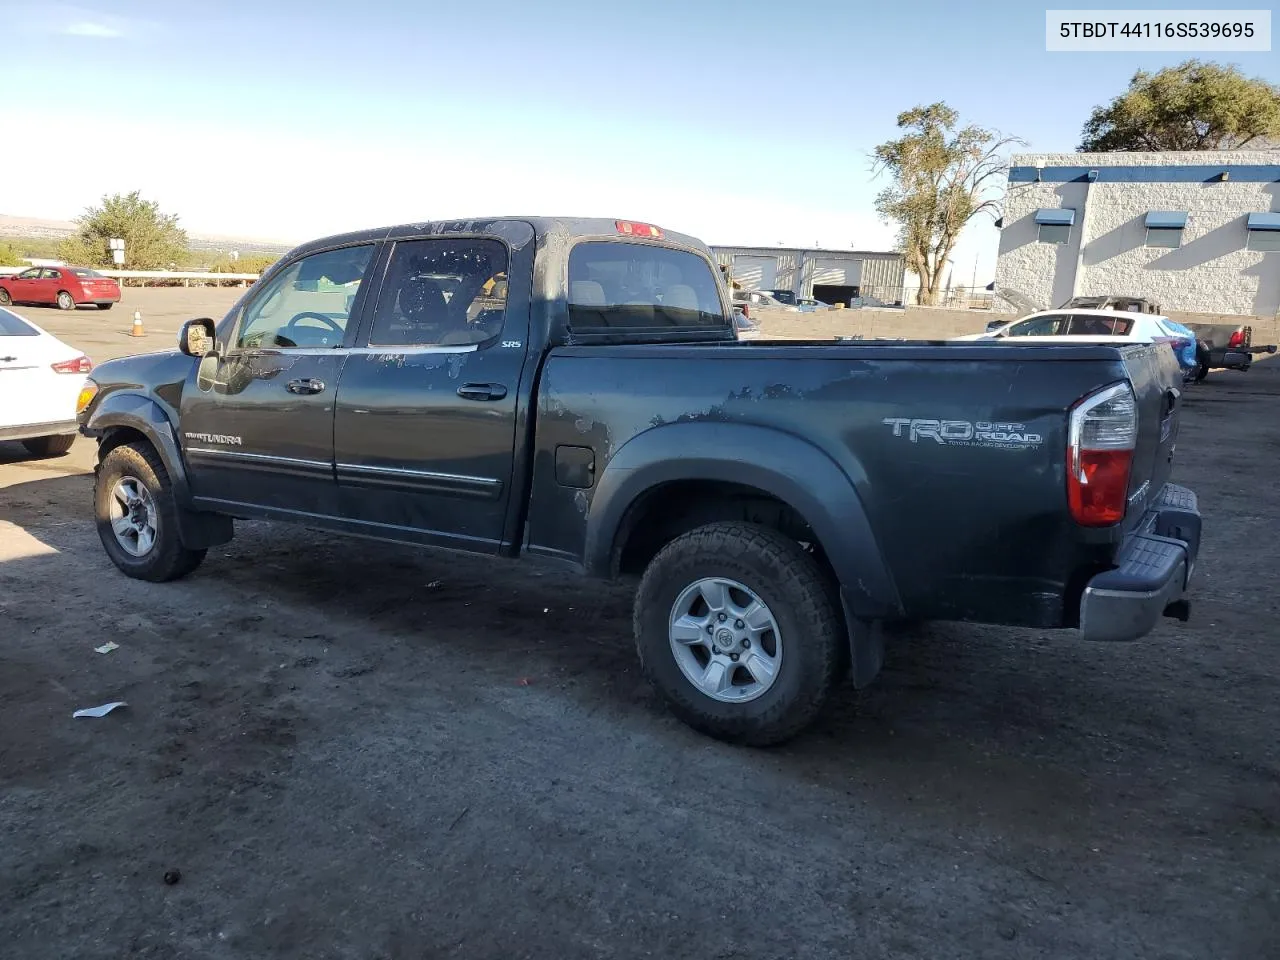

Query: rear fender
[585,422,902,686]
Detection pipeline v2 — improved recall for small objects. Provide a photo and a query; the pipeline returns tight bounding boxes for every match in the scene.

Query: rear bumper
[1079,483,1202,642]
[0,420,79,443]
[1207,347,1252,370]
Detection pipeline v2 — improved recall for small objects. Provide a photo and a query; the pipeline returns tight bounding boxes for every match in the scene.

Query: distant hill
[0,214,294,255]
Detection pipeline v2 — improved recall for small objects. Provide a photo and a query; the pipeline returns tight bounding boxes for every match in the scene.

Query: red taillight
[615,220,663,239]
[1067,448,1134,526]
[1067,382,1137,527]
[52,356,93,374]
[1228,329,1245,348]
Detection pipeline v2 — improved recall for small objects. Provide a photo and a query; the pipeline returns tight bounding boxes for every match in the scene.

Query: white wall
[996,180,1089,308]
[995,151,1280,316]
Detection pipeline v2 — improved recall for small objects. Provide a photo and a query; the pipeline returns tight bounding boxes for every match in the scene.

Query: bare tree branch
[872,102,1024,305]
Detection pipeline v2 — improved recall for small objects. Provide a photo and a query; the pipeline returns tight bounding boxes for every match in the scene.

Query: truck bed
[525,338,1181,628]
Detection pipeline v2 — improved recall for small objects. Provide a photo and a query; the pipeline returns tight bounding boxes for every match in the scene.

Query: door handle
[286,378,326,395]
[457,383,508,401]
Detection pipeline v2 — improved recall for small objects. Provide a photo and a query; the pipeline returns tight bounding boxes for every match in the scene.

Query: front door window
[1003,314,1066,337]
[235,245,375,351]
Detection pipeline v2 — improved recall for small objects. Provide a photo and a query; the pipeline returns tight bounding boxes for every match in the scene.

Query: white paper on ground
[94,642,119,655]
[73,702,127,718]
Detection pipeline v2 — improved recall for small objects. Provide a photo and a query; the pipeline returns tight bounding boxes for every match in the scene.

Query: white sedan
[0,306,93,457]
[955,308,1176,343]
[952,308,1201,378]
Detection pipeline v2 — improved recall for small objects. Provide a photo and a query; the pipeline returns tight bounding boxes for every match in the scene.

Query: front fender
[584,421,902,620]
[84,392,192,507]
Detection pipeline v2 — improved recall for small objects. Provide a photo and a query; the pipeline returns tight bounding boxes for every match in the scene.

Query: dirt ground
[1,295,1278,959]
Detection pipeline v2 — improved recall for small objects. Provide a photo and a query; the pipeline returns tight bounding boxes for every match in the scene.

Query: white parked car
[953,308,1201,378]
[732,289,797,314]
[0,306,93,457]
[957,308,1172,343]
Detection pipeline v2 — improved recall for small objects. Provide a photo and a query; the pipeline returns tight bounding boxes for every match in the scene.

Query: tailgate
[1121,344,1181,529]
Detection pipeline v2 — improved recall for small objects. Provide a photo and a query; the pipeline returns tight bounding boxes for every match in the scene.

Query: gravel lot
[1,295,1277,959]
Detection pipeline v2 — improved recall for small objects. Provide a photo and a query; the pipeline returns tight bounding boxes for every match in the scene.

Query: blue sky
[2,0,1277,279]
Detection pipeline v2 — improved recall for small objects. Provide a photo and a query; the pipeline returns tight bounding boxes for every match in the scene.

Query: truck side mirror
[179,317,217,358]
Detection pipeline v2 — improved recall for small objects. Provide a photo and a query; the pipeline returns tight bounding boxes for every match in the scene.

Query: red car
[0,266,121,310]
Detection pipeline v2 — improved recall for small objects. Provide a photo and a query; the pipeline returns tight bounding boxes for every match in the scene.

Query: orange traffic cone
[130,310,145,337]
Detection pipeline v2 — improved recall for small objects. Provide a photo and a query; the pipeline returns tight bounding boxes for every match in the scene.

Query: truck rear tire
[1193,345,1210,382]
[94,441,207,582]
[634,521,843,746]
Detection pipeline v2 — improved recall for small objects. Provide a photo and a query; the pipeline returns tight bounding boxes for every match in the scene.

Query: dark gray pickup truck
[77,217,1202,745]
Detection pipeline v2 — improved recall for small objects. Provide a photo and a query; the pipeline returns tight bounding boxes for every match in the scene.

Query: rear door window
[567,242,726,334]
[366,238,508,348]
[1063,315,1132,336]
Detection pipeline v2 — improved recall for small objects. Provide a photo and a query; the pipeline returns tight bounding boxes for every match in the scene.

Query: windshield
[71,268,105,278]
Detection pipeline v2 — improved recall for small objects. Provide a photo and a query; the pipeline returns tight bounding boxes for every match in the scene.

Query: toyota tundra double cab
[76,217,1203,745]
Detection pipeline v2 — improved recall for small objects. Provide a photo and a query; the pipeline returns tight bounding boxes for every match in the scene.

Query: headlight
[76,380,99,416]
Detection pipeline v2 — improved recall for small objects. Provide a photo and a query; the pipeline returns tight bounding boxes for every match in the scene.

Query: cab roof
[284,217,713,259]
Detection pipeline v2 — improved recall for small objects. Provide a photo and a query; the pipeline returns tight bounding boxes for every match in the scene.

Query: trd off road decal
[882,418,1042,450]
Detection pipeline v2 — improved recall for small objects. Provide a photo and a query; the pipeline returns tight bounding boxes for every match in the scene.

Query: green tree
[0,243,25,267]
[208,253,278,275]
[873,103,1022,306]
[1080,60,1280,151]
[58,191,189,269]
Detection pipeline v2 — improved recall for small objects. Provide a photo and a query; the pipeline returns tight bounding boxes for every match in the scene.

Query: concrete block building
[994,151,1280,317]
[711,246,905,306]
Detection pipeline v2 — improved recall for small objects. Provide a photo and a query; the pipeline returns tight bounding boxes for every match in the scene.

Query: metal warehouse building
[712,246,905,306]
[994,151,1280,317]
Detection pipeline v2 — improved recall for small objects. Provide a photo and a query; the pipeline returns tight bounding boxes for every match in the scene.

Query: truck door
[332,228,534,552]
[8,268,42,303]
[39,269,65,304]
[180,243,378,517]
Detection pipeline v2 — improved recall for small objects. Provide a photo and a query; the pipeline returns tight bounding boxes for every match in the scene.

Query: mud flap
[840,588,885,688]
[176,510,234,550]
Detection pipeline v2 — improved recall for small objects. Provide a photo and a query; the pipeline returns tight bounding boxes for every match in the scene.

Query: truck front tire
[634,521,844,746]
[94,441,207,582]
